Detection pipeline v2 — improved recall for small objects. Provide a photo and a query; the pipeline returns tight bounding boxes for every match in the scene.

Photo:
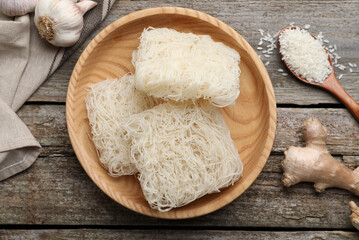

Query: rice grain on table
[256,25,357,79]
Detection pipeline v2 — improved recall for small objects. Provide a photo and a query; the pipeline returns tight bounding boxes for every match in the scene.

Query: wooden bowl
[66,7,277,219]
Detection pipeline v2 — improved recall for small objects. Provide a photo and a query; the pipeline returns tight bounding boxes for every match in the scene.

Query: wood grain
[1,152,359,228]
[28,0,359,105]
[1,230,358,240]
[66,7,276,219]
[322,73,359,122]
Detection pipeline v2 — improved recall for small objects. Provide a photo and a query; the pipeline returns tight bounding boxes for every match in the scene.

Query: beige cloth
[0,0,115,181]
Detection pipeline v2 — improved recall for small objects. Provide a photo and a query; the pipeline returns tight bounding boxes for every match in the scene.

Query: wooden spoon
[278,26,359,122]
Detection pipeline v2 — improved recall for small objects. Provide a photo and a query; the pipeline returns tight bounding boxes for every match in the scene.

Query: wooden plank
[2,153,359,228]
[1,230,359,240]
[18,105,359,155]
[273,108,359,155]
[28,0,359,104]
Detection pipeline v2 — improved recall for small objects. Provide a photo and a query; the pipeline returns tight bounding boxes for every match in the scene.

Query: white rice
[256,25,356,78]
[279,27,332,83]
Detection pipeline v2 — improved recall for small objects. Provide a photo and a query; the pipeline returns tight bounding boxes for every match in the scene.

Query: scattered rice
[255,24,357,77]
[333,53,341,59]
[317,32,324,41]
[336,64,346,71]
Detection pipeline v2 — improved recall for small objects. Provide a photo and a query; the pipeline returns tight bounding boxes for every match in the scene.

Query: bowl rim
[66,6,277,219]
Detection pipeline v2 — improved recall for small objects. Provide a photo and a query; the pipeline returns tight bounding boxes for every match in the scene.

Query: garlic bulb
[34,0,97,47]
[0,0,38,16]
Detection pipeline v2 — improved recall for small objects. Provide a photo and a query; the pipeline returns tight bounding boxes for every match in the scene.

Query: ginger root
[350,201,359,230]
[281,117,359,195]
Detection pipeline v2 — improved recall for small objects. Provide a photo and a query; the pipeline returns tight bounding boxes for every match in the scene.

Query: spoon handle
[323,75,359,122]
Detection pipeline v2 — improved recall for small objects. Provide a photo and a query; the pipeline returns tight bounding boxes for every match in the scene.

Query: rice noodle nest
[132,27,241,107]
[86,75,158,176]
[122,101,243,212]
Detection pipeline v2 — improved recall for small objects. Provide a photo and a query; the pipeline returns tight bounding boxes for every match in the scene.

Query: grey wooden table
[1,1,359,239]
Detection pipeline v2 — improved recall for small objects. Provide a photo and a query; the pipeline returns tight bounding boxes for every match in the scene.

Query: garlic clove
[76,0,97,15]
[0,0,38,16]
[34,0,97,47]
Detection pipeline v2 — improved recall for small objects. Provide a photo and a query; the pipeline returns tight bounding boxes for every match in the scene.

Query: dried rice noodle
[132,27,241,107]
[86,75,158,176]
[122,101,243,211]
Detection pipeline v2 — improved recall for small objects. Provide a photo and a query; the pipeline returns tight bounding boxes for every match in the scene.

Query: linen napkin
[0,0,115,181]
